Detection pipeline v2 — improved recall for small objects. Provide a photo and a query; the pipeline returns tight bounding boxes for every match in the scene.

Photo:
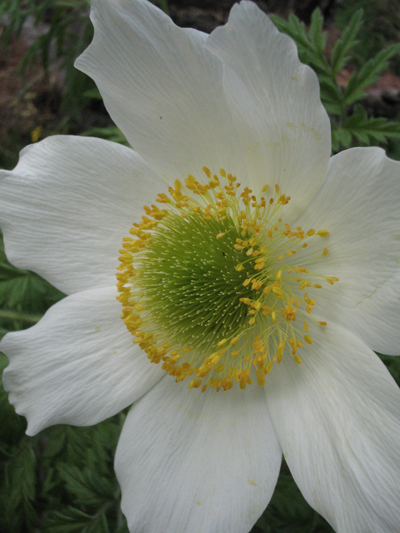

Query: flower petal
[75,0,247,184]
[265,321,400,533]
[115,377,281,533]
[206,1,331,220]
[0,135,166,295]
[295,147,400,355]
[1,286,164,435]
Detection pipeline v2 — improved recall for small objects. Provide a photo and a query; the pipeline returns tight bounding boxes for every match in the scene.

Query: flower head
[117,168,335,392]
[1,1,400,532]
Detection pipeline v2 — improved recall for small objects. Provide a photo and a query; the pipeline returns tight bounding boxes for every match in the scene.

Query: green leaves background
[1,1,400,531]
[271,8,400,152]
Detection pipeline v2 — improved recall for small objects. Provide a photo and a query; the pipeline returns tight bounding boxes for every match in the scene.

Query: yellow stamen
[304,335,313,345]
[116,167,336,392]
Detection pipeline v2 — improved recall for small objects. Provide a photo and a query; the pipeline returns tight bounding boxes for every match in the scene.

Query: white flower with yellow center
[1,1,400,532]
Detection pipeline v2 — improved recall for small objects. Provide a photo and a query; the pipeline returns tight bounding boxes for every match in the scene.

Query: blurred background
[1,0,400,172]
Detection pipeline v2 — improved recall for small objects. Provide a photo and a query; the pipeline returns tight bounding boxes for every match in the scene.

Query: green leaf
[387,140,400,162]
[81,126,129,146]
[44,507,100,533]
[150,0,169,15]
[0,231,64,335]
[57,464,116,507]
[83,88,103,100]
[0,441,38,532]
[331,9,363,75]
[309,8,326,54]
[0,353,26,444]
[37,419,124,532]
[253,463,334,532]
[378,353,400,387]
[343,105,400,146]
[115,514,130,533]
[0,261,25,281]
[344,43,400,104]
[58,426,101,469]
[270,13,312,53]
[332,128,352,151]
[318,75,343,106]
[87,513,110,533]
[3,445,36,504]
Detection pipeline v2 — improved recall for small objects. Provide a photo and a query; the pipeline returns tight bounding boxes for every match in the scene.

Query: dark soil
[169,0,337,32]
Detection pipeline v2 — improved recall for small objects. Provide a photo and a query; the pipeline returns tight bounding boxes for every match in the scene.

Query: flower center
[117,168,338,392]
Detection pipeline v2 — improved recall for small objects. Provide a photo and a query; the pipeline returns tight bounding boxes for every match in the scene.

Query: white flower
[1,0,400,532]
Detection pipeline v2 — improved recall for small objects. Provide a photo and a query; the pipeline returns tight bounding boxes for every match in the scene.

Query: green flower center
[138,213,258,347]
[117,167,337,392]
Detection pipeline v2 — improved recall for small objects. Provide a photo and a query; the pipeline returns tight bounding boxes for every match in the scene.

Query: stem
[0,310,42,323]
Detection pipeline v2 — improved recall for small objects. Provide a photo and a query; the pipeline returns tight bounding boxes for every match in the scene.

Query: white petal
[295,147,400,355]
[0,135,166,295]
[115,377,281,533]
[1,286,164,435]
[265,321,400,533]
[206,1,331,220]
[75,0,247,184]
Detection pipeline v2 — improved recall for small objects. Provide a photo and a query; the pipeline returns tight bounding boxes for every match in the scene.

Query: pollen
[116,168,338,392]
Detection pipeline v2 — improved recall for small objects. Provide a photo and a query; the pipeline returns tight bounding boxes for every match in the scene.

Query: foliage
[1,3,400,533]
[0,365,129,532]
[270,8,400,153]
[0,0,95,118]
[0,233,64,336]
[81,126,129,147]
[335,0,400,74]
[0,0,169,134]
[253,462,335,532]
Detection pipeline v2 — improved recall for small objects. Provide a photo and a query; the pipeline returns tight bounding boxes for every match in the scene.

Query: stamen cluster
[117,168,338,392]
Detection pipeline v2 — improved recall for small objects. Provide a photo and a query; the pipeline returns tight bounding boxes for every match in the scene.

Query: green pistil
[136,213,259,350]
